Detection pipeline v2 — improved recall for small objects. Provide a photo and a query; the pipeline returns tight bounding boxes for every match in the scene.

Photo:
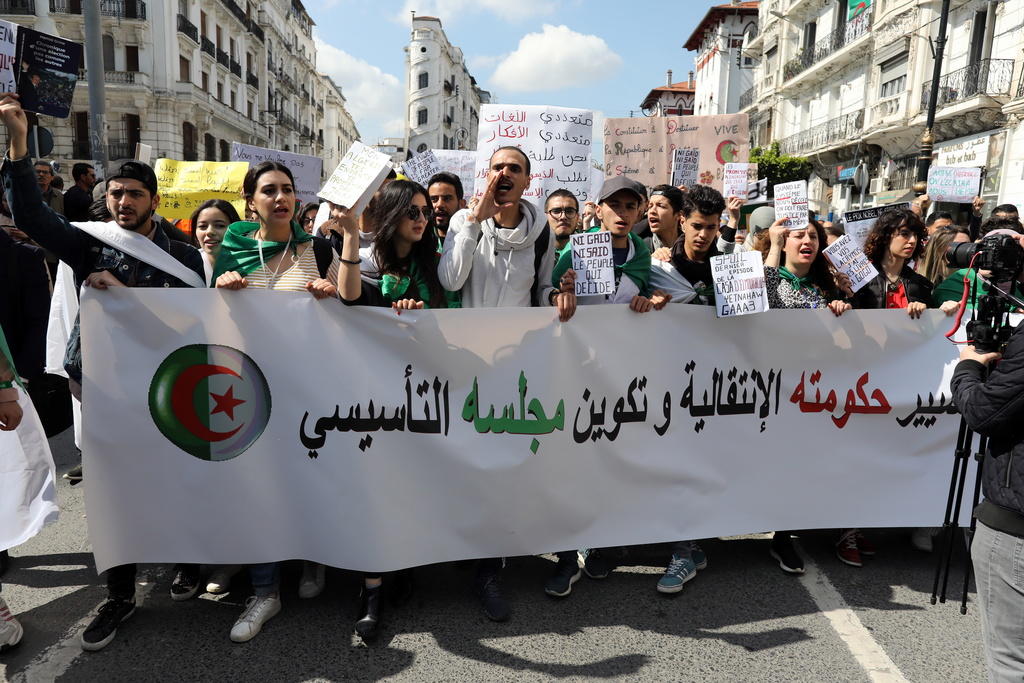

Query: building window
[126,45,139,72]
[182,122,197,160]
[230,90,236,109]
[418,71,428,89]
[102,35,115,70]
[179,56,190,82]
[247,100,254,119]
[220,139,230,161]
[417,108,427,125]
[879,54,908,98]
[204,133,216,161]
[201,71,209,92]
[216,81,223,101]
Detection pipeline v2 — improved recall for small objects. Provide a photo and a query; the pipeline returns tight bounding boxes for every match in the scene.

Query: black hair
[863,209,926,263]
[994,203,1019,216]
[242,161,295,198]
[489,146,531,176]
[371,180,447,309]
[188,199,241,248]
[298,201,320,219]
[979,216,1024,238]
[648,184,684,212]
[824,222,845,239]
[88,197,111,221]
[427,172,464,201]
[72,162,94,181]
[681,184,725,218]
[925,211,954,226]
[545,188,579,210]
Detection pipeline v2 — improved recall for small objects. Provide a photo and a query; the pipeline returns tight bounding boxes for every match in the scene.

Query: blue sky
[305,0,723,145]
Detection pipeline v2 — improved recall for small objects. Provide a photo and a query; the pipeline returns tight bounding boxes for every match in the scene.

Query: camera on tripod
[945,233,1024,353]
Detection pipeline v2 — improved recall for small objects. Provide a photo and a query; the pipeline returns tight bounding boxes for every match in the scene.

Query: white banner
[230,142,323,206]
[81,291,964,574]
[1,388,59,551]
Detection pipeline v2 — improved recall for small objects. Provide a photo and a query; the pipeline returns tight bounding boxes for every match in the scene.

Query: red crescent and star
[170,364,247,442]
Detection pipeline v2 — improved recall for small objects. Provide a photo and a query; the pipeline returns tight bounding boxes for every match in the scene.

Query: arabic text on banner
[474,104,594,206]
[81,291,965,574]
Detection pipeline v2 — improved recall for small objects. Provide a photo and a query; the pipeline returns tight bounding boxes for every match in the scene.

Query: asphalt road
[1,428,987,682]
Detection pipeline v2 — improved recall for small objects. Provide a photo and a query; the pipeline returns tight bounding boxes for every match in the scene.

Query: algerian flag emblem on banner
[148,344,271,461]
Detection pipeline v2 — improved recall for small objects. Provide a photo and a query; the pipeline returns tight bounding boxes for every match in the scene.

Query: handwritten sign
[824,235,879,294]
[671,148,700,187]
[474,104,594,206]
[602,114,749,193]
[153,159,248,220]
[748,178,768,203]
[774,180,808,226]
[711,251,769,318]
[318,141,393,214]
[571,231,614,297]
[231,142,323,206]
[0,20,17,93]
[927,166,981,203]
[432,149,476,200]
[842,203,911,246]
[401,149,442,187]
[723,163,751,199]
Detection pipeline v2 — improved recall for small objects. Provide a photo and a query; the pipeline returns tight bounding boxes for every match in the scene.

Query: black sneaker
[63,464,83,485]
[80,598,135,652]
[770,534,805,575]
[544,555,581,597]
[474,574,509,622]
[0,549,9,576]
[581,548,618,579]
[170,565,200,601]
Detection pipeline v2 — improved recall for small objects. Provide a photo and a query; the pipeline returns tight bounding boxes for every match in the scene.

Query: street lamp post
[914,0,952,195]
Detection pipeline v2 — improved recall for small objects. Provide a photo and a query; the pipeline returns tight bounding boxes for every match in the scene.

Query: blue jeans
[248,563,280,597]
[972,521,1024,682]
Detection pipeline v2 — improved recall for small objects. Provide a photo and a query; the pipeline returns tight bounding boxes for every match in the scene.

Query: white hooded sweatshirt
[438,201,556,309]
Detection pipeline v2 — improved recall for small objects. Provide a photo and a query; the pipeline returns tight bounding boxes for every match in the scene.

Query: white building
[374,137,406,167]
[403,15,490,158]
[686,1,759,116]
[742,0,1024,215]
[318,73,360,174]
[0,0,357,181]
[638,71,696,117]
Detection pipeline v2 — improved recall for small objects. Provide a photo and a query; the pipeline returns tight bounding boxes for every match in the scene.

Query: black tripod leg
[960,438,986,614]
[932,419,973,604]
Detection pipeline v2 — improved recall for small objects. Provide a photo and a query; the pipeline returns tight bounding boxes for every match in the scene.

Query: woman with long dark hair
[187,199,240,283]
[851,209,933,316]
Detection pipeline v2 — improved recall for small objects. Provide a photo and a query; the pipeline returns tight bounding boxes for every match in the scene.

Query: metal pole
[82,0,108,172]
[914,0,952,195]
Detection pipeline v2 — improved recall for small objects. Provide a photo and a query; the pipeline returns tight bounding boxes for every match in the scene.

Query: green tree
[750,143,813,197]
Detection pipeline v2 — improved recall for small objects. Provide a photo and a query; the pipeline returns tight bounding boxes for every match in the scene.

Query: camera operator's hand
[960,345,1001,367]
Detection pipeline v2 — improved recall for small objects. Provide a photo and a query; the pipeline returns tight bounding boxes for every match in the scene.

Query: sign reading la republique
[81,291,965,574]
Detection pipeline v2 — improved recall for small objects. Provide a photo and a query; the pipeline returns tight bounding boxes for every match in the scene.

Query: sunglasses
[547,207,578,217]
[404,206,433,221]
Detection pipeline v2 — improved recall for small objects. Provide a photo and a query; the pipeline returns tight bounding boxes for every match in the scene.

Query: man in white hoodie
[438,146,575,321]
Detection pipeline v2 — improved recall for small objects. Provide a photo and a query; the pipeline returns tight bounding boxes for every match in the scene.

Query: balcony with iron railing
[176,13,198,43]
[739,85,756,111]
[78,69,149,87]
[230,59,241,77]
[217,49,229,68]
[783,9,873,83]
[1017,68,1024,100]
[201,36,215,57]
[248,18,264,42]
[71,139,135,160]
[868,91,907,127]
[278,111,301,132]
[246,71,259,89]
[0,0,34,13]
[778,109,864,156]
[920,59,1015,112]
[50,0,145,19]
[220,0,246,24]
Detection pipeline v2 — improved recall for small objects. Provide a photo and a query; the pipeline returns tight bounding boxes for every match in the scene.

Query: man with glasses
[545,189,580,253]
[34,160,63,216]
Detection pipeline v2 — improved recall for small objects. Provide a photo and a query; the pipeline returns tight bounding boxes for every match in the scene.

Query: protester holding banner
[0,92,206,652]
[648,185,729,304]
[851,210,934,317]
[427,172,465,240]
[545,189,581,254]
[187,199,240,285]
[761,217,851,316]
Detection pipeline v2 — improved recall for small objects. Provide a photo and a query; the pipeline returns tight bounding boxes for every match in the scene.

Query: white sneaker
[206,565,242,594]
[229,595,281,643]
[0,596,24,652]
[298,562,326,599]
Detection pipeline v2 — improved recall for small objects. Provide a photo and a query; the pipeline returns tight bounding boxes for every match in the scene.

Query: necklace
[885,271,901,292]
[256,230,295,289]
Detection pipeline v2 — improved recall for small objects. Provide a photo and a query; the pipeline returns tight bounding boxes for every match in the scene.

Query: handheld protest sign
[927,166,982,203]
[723,163,750,199]
[823,234,878,294]
[15,25,82,118]
[671,148,700,187]
[711,251,769,318]
[318,141,392,214]
[402,150,442,187]
[570,231,615,297]
[232,142,323,205]
[774,180,808,227]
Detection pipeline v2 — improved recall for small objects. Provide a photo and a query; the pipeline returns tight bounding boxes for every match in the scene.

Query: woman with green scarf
[762,216,851,315]
[213,161,338,298]
[212,161,340,646]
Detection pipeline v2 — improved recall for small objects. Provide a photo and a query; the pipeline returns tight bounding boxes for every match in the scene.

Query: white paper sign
[401,149,442,187]
[842,203,911,247]
[774,180,808,226]
[0,20,17,93]
[823,234,879,294]
[571,231,615,297]
[723,163,751,199]
[232,142,324,205]
[927,166,982,203]
[711,251,769,317]
[317,141,392,214]
[134,142,152,165]
[432,149,476,200]
[747,178,768,203]
[671,148,700,187]
[474,104,594,206]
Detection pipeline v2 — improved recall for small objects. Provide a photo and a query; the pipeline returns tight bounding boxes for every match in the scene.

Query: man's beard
[116,207,154,232]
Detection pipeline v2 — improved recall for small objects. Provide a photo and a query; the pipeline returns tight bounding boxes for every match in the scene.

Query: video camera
[945,233,1024,352]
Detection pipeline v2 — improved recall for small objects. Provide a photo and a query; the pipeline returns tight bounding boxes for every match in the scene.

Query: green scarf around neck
[552,227,651,295]
[381,259,432,304]
[211,220,313,283]
[778,266,815,291]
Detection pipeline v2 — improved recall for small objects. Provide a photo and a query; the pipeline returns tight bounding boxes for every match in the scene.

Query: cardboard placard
[823,234,879,294]
[711,251,769,317]
[318,141,393,214]
[571,230,615,297]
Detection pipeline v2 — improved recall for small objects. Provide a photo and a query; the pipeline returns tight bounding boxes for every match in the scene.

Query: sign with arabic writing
[602,114,749,193]
[473,104,594,207]
[81,290,963,574]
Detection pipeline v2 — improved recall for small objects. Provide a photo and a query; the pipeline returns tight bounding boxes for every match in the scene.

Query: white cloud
[314,36,405,141]
[489,25,622,93]
[467,53,505,73]
[395,0,555,24]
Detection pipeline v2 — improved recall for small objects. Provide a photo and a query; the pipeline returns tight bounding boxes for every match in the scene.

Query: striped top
[244,242,340,292]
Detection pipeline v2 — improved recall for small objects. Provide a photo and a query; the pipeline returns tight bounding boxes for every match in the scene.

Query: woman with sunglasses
[298,201,320,235]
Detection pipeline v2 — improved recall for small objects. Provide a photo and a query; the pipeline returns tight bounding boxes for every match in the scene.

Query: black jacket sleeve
[952,324,1024,439]
[16,243,49,378]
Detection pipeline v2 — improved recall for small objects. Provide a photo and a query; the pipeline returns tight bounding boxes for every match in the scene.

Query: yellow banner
[154,159,248,220]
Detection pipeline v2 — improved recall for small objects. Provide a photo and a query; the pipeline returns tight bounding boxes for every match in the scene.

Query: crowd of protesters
[1,89,1022,667]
